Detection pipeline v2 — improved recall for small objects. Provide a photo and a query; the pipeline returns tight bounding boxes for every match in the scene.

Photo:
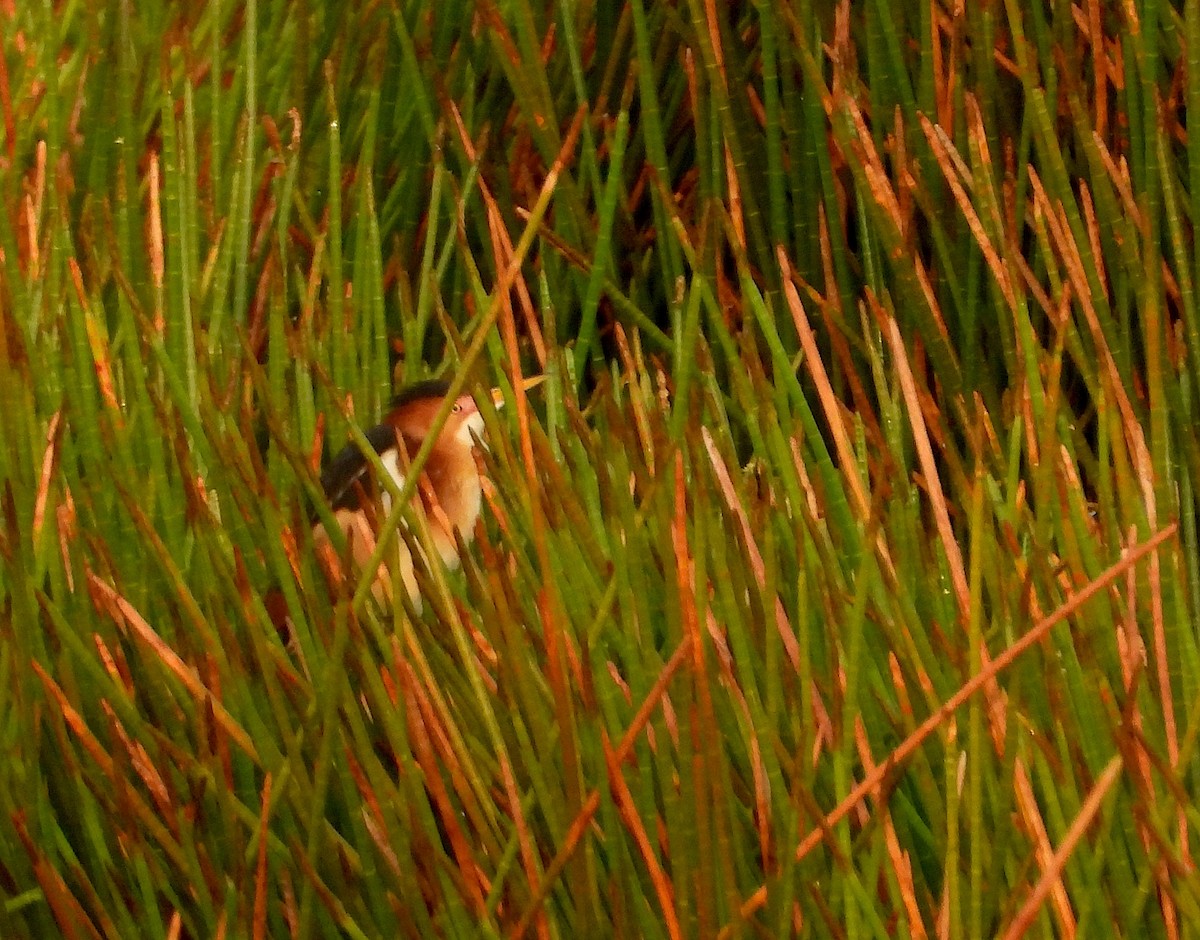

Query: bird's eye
[451,402,463,414]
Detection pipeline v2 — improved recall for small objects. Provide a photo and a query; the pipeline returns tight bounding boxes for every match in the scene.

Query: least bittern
[304,376,541,613]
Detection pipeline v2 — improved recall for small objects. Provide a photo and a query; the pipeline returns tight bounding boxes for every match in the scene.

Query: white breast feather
[379,449,407,515]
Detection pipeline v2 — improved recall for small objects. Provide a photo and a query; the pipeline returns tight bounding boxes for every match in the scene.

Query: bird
[281,375,542,621]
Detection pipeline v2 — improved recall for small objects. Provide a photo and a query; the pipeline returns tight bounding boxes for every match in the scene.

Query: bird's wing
[321,423,411,511]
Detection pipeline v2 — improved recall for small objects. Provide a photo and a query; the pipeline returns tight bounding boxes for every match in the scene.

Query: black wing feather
[320,423,401,511]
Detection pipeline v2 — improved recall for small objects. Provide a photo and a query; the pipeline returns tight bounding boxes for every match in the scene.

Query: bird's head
[385,380,485,451]
[384,375,546,451]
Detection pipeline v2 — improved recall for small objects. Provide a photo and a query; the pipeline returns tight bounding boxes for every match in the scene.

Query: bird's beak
[491,374,546,409]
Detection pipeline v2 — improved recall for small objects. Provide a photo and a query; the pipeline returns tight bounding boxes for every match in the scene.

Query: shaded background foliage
[19,1,1192,459]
